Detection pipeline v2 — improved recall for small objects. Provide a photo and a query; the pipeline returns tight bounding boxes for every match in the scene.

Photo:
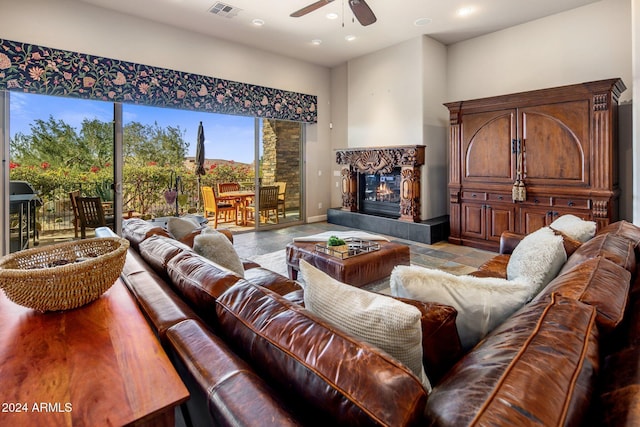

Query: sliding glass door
[255,119,303,229]
[5,91,115,252]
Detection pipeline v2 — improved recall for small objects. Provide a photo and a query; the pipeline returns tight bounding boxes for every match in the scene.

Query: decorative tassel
[512,145,526,202]
[512,180,526,202]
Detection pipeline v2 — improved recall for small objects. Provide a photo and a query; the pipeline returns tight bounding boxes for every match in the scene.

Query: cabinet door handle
[534,199,540,204]
[472,193,477,198]
[498,195,503,200]
[567,200,575,206]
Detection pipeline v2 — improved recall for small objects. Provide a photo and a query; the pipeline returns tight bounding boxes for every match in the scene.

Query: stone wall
[261,120,301,211]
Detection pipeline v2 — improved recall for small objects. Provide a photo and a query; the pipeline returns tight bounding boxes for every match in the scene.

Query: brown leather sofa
[97,218,640,426]
[98,219,460,426]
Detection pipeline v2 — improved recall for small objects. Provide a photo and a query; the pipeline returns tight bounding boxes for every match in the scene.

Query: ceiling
[78,0,601,67]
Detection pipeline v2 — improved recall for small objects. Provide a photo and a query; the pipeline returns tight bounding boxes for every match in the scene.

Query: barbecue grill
[9,180,42,252]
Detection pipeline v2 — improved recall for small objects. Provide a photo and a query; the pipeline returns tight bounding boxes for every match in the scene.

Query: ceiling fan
[290,0,377,26]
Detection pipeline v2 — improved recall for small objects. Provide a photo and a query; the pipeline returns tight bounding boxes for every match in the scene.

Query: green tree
[80,119,113,168]
[123,121,188,168]
[11,116,83,168]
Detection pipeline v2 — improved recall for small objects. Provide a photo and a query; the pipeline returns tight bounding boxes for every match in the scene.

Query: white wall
[347,38,424,147]
[0,0,333,222]
[446,0,632,103]
[329,64,349,209]
[342,37,449,220]
[422,37,449,220]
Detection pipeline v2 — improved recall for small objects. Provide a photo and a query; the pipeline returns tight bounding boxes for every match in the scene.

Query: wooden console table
[0,278,189,426]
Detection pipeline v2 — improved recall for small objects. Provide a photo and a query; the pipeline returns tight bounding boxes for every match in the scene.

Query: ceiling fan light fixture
[345,34,356,42]
[326,12,339,20]
[311,39,323,45]
[252,18,265,26]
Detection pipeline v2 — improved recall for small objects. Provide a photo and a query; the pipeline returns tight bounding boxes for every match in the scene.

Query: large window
[3,92,304,253]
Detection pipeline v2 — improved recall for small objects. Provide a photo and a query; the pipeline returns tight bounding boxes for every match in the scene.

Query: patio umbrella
[195,121,206,211]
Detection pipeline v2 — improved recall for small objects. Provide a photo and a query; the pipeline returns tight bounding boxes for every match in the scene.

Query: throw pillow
[507,226,567,294]
[300,260,431,392]
[193,228,245,277]
[550,214,596,243]
[390,265,533,351]
[167,216,201,240]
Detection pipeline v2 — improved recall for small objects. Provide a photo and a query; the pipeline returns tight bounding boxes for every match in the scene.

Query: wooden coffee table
[285,240,410,287]
[0,278,189,427]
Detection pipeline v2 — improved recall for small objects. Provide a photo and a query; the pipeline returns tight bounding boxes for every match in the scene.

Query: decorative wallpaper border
[0,39,317,123]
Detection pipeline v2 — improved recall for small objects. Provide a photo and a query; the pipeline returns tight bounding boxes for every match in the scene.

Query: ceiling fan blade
[348,0,377,26]
[290,0,335,18]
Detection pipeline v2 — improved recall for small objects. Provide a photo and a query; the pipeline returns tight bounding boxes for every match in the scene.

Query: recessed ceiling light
[252,18,265,26]
[414,18,432,27]
[456,6,476,17]
[345,35,356,42]
[311,39,322,45]
[326,12,338,20]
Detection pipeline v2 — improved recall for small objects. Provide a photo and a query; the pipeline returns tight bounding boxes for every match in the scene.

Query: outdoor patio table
[219,190,255,225]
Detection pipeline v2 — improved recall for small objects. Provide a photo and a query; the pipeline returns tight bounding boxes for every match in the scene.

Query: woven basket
[0,237,129,311]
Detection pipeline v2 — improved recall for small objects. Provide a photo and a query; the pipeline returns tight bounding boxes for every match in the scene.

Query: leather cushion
[471,254,510,279]
[535,257,631,335]
[426,294,599,427]
[215,281,428,427]
[597,220,640,251]
[120,249,194,340]
[166,319,301,427]
[560,233,636,275]
[139,234,191,278]
[395,296,463,385]
[167,251,243,324]
[122,218,171,251]
[243,267,302,296]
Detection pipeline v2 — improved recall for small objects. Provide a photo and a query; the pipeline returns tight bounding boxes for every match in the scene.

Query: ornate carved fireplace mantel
[335,145,425,222]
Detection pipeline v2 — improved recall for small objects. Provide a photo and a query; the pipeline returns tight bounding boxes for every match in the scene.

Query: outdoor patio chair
[217,182,241,194]
[275,181,287,218]
[201,186,236,228]
[247,185,279,224]
[69,190,81,239]
[76,196,115,239]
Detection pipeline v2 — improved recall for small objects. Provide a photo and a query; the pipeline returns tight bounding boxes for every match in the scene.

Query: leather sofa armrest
[500,231,525,255]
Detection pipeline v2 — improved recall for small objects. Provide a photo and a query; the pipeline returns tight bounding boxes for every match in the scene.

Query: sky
[9,92,257,164]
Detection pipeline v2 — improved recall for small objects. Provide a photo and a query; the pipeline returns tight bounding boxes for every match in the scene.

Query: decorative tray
[315,238,381,259]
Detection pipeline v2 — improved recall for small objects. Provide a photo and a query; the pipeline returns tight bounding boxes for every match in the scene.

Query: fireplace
[335,146,425,222]
[360,167,402,217]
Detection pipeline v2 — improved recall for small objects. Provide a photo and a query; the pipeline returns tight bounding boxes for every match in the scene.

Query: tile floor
[231,221,497,276]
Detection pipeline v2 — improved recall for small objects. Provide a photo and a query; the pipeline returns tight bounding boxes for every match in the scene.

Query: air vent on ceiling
[208,2,242,18]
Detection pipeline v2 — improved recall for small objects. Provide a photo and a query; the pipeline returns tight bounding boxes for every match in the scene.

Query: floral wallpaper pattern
[0,39,317,123]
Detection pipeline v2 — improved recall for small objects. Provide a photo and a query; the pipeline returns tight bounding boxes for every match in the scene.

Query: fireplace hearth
[335,146,425,222]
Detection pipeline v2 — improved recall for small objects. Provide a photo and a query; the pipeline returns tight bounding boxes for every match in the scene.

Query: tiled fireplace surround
[328,145,449,244]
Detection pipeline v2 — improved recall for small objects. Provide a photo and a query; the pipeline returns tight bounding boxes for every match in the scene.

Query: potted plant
[327,235,349,255]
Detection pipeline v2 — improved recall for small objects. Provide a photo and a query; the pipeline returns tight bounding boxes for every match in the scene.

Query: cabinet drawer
[553,198,590,209]
[487,193,510,202]
[462,191,487,201]
[526,196,552,206]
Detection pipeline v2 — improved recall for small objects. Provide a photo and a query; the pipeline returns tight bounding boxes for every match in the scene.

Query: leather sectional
[96,218,640,426]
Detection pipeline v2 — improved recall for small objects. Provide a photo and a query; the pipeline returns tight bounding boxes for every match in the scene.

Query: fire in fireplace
[360,167,402,217]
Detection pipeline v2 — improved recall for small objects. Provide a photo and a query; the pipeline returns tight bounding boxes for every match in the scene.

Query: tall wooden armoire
[446,78,626,251]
